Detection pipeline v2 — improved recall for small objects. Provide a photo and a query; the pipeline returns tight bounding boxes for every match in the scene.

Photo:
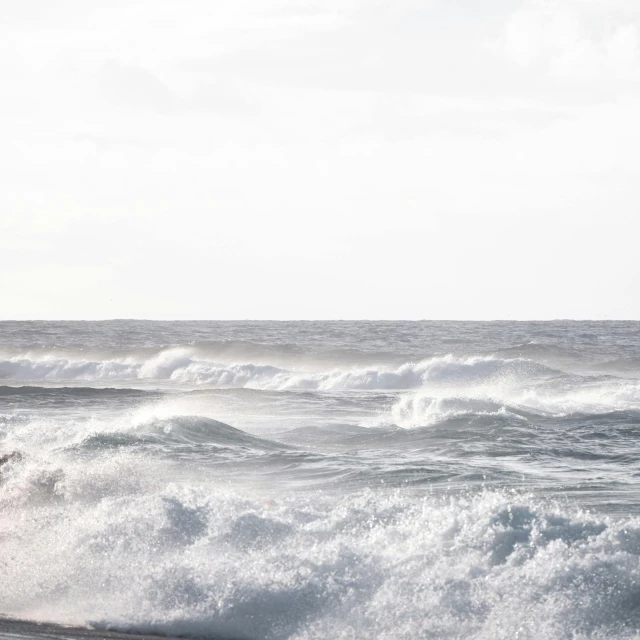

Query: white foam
[390,394,518,427]
[0,356,138,381]
[0,352,553,390]
[3,352,640,426]
[389,378,640,428]
[1,460,639,640]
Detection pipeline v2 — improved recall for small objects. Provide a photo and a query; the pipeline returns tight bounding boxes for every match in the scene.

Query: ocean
[1,320,640,639]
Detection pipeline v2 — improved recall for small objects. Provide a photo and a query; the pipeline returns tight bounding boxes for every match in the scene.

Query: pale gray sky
[1,0,638,319]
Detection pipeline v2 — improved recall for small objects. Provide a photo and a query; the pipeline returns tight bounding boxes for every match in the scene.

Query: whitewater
[2,320,640,640]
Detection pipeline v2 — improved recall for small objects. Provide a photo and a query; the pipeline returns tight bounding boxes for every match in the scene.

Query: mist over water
[2,321,640,639]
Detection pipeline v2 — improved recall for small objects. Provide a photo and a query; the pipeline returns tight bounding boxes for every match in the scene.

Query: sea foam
[1,456,639,640]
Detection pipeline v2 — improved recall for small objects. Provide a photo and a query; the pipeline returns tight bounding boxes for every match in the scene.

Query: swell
[5,408,639,496]
[73,416,286,454]
[0,340,410,371]
[0,351,566,389]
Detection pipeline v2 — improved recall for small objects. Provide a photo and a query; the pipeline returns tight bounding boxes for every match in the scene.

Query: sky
[1,0,639,320]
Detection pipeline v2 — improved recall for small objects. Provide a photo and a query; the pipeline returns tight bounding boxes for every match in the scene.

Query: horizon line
[1,318,638,323]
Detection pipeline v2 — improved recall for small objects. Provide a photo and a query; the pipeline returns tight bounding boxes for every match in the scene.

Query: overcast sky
[1,0,638,320]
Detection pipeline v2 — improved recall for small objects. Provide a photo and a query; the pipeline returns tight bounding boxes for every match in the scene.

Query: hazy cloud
[1,0,639,319]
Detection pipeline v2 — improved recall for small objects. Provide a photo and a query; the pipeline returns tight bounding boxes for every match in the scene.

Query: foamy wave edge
[2,483,640,640]
[0,351,560,390]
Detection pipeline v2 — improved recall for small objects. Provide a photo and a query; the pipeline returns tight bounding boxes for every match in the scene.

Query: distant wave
[4,351,639,425]
[0,386,156,398]
[0,351,563,390]
[0,357,138,382]
[0,340,408,373]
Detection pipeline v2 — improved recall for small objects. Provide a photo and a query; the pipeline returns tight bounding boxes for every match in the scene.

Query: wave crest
[0,352,562,391]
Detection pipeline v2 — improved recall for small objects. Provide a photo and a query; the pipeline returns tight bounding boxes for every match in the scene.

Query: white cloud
[498,1,640,87]
[1,0,640,319]
[504,11,545,65]
[607,24,638,69]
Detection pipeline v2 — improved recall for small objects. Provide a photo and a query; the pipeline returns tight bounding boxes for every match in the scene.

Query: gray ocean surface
[1,320,640,639]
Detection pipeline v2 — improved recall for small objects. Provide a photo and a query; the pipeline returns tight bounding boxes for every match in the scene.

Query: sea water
[1,320,640,639]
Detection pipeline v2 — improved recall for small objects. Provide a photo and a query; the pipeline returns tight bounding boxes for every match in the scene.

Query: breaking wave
[0,351,561,389]
[4,351,640,426]
[1,463,640,640]
[4,321,640,639]
[3,351,640,432]
[388,376,640,428]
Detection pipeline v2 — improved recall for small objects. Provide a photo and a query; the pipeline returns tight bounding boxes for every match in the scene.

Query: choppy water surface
[1,321,640,639]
